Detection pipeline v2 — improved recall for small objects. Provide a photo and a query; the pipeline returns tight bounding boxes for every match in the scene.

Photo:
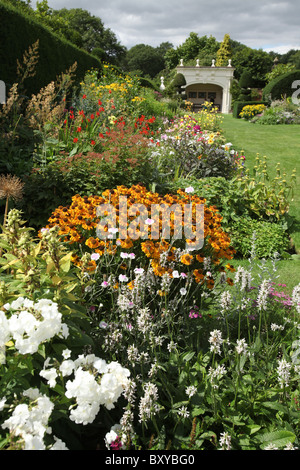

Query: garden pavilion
[175,58,235,113]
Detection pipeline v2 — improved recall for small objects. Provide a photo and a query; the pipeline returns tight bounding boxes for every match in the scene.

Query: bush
[233,101,268,118]
[251,99,300,125]
[262,69,300,103]
[239,103,266,120]
[229,217,290,258]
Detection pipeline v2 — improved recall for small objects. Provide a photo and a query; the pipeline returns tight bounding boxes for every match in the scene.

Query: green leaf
[182,351,196,362]
[257,430,295,449]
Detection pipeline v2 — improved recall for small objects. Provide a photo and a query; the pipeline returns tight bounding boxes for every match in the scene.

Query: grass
[220,113,300,290]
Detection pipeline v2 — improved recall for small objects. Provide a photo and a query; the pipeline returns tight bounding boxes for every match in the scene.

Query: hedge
[0,1,103,97]
[262,70,300,103]
[233,101,268,119]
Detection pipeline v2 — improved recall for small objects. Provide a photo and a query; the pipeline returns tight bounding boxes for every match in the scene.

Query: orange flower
[180,253,193,265]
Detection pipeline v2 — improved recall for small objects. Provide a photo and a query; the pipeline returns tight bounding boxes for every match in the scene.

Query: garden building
[176,59,235,113]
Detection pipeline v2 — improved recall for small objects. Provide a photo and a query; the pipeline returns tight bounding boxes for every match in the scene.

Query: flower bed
[0,55,300,451]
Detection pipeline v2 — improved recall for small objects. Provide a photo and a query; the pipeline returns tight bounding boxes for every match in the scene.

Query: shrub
[20,120,155,228]
[262,69,300,103]
[239,103,266,120]
[233,101,268,118]
[229,217,290,258]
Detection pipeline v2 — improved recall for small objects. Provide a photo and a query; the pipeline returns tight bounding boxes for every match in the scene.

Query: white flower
[62,349,71,359]
[178,406,190,418]
[59,360,75,377]
[277,358,292,388]
[235,338,248,355]
[134,267,144,275]
[292,284,300,313]
[145,218,154,225]
[4,298,69,354]
[208,329,223,355]
[105,429,118,449]
[185,186,194,193]
[219,431,232,450]
[91,253,100,261]
[172,270,180,278]
[0,310,10,347]
[40,368,58,388]
[50,436,69,450]
[180,287,187,295]
[0,397,6,411]
[118,274,129,282]
[185,385,197,398]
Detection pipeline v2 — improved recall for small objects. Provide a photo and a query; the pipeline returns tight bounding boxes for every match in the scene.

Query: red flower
[77,127,82,133]
[91,140,96,146]
[82,94,87,99]
[73,137,78,143]
[99,133,104,138]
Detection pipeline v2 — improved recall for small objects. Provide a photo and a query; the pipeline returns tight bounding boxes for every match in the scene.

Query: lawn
[220,113,300,291]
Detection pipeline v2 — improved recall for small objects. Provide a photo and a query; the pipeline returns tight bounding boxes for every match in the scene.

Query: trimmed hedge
[233,101,268,119]
[262,70,300,103]
[0,1,103,97]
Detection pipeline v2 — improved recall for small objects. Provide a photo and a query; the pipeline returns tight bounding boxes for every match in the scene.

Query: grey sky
[41,0,300,53]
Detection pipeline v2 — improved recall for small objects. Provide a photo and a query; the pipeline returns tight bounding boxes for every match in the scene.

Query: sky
[36,0,300,53]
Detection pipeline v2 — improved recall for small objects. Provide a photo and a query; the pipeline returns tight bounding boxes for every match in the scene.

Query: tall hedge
[262,70,300,103]
[0,1,103,97]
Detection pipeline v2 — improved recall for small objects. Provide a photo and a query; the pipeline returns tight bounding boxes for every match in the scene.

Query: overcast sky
[40,0,300,53]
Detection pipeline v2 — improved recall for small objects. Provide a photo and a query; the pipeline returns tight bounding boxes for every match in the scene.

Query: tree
[232,47,273,87]
[216,33,232,66]
[53,8,126,63]
[165,33,220,69]
[265,63,296,83]
[125,44,165,78]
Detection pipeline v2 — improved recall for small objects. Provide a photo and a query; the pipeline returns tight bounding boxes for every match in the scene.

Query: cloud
[43,0,300,52]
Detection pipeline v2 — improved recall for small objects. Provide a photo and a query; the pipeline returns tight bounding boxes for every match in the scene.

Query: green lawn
[220,113,300,291]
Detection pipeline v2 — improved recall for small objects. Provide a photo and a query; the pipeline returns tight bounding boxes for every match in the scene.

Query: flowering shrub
[0,299,130,449]
[251,99,300,125]
[239,104,266,120]
[149,115,243,189]
[0,210,130,450]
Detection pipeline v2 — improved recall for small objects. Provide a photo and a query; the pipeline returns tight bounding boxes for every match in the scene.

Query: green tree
[265,62,296,83]
[232,47,273,87]
[53,8,126,63]
[216,33,232,66]
[125,44,165,78]
[165,33,219,69]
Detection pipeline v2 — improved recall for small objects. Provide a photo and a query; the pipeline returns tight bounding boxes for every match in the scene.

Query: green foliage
[265,63,296,83]
[165,33,220,69]
[263,69,300,103]
[125,44,165,79]
[216,33,232,67]
[232,47,273,87]
[229,217,290,258]
[0,1,103,97]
